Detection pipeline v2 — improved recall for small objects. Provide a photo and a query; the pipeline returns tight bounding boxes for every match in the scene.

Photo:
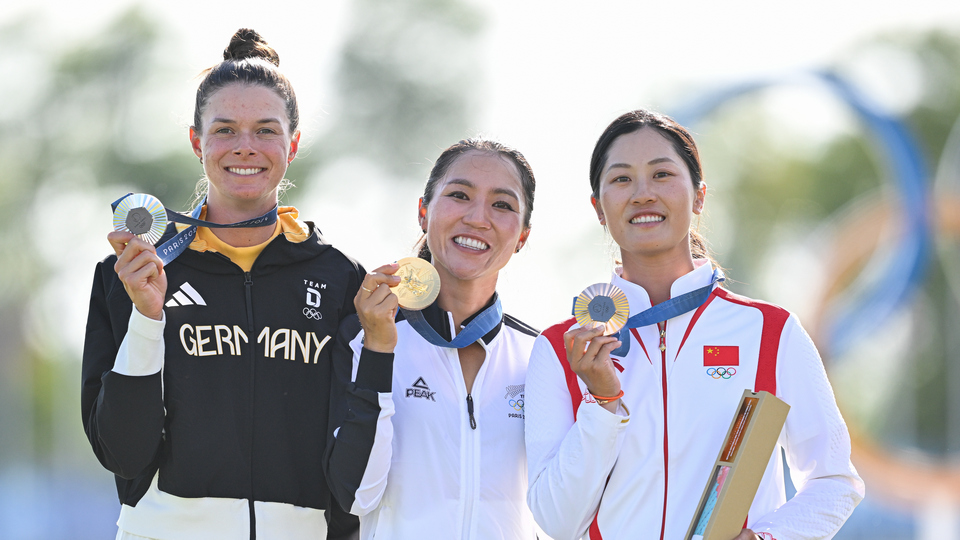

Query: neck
[205,198,278,248]
[619,249,696,306]
[435,270,498,330]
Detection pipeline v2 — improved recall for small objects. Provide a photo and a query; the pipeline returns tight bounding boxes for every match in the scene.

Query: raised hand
[108,231,167,321]
[563,325,622,411]
[355,263,402,353]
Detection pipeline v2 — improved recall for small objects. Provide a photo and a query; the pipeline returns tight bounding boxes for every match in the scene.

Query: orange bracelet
[590,389,624,405]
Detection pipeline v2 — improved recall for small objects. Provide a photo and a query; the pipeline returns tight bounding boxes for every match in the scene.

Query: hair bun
[223,28,280,67]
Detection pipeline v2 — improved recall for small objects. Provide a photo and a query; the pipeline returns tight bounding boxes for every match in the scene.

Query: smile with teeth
[630,215,665,224]
[227,167,266,176]
[454,236,489,251]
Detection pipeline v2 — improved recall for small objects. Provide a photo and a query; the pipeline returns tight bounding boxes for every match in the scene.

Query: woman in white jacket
[324,138,539,539]
[525,109,864,540]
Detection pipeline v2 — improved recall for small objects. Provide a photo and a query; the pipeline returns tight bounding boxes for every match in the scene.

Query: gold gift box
[686,390,790,540]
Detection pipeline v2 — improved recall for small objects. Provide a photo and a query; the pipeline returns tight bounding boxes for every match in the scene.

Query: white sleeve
[112,306,165,376]
[525,334,630,540]
[750,315,865,539]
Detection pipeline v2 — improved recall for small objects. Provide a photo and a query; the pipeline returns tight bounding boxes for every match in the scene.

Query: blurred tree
[303,0,485,181]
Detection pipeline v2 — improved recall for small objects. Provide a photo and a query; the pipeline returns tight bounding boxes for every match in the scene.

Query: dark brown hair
[590,109,714,264]
[416,138,536,260]
[192,29,299,133]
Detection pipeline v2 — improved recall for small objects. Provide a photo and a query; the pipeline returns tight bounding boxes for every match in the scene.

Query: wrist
[588,388,624,406]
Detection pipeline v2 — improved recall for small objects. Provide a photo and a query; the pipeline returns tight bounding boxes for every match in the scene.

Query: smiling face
[420,151,529,289]
[189,83,300,217]
[594,127,706,269]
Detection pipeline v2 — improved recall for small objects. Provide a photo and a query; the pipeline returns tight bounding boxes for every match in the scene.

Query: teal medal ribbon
[401,296,503,349]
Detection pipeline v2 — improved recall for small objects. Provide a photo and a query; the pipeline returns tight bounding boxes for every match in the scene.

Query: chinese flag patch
[703,345,739,366]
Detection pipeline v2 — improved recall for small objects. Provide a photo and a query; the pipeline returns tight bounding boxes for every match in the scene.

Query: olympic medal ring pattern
[706,367,737,379]
[303,307,322,320]
[574,283,630,335]
[113,193,168,245]
[509,398,524,412]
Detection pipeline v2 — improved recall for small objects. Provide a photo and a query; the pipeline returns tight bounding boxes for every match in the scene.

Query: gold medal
[573,283,629,335]
[113,193,168,245]
[394,257,441,310]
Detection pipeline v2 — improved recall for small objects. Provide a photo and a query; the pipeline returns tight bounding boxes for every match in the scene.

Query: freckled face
[420,151,529,287]
[190,84,299,214]
[594,128,705,263]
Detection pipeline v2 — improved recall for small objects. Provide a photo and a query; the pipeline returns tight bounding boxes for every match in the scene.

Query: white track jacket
[325,295,539,540]
[525,262,864,540]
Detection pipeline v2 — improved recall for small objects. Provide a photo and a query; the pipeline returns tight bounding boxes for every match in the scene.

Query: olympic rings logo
[303,307,322,320]
[706,367,736,379]
[509,399,524,412]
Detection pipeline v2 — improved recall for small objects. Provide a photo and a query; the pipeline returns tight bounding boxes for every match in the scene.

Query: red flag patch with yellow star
[703,345,739,366]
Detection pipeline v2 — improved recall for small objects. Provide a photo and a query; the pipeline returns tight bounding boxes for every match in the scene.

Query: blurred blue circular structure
[671,72,932,357]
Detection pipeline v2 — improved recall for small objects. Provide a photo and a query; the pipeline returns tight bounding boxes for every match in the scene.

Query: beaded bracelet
[590,389,624,405]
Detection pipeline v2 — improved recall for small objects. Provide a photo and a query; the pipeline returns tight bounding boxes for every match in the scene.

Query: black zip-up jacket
[81,221,362,539]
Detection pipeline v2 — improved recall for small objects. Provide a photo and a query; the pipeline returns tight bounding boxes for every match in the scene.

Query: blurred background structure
[1,0,959,538]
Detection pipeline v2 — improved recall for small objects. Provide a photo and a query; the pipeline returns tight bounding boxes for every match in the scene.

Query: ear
[418,197,428,232]
[288,131,301,164]
[189,126,203,160]
[591,196,606,225]
[693,182,706,215]
[515,228,531,253]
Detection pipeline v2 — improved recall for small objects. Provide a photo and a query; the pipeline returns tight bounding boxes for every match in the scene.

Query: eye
[258,127,278,135]
[445,190,469,200]
[653,170,674,179]
[493,200,517,212]
[214,127,233,134]
[612,175,631,183]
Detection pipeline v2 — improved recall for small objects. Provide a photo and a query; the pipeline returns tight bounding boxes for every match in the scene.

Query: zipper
[244,271,257,540]
[466,394,477,430]
[658,321,668,540]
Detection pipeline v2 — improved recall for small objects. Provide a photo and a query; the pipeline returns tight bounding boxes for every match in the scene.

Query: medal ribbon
[401,296,503,349]
[111,193,278,265]
[608,268,724,356]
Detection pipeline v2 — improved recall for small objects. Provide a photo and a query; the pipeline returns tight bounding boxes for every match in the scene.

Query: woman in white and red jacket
[525,109,864,540]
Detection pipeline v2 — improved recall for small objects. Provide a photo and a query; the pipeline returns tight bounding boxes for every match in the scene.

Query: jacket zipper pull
[466,394,477,430]
[659,324,666,352]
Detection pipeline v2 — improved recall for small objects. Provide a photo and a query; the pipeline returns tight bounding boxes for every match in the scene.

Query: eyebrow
[446,178,520,201]
[210,118,283,125]
[605,156,678,172]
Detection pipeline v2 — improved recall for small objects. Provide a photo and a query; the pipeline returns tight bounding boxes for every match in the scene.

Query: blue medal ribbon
[111,193,278,265]
[596,268,724,357]
[401,296,503,349]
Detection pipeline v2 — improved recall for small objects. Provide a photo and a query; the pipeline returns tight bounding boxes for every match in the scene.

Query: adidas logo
[165,282,207,308]
[405,377,436,401]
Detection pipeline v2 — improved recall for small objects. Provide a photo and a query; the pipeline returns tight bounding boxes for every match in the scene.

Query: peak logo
[405,377,436,401]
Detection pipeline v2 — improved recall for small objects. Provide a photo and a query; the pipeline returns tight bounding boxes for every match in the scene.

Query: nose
[233,132,257,156]
[461,201,491,229]
[630,177,656,204]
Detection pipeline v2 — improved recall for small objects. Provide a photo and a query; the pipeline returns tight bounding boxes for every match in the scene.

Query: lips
[453,235,489,251]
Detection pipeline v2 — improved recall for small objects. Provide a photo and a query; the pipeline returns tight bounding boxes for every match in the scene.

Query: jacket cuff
[355,348,394,392]
[112,306,166,376]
